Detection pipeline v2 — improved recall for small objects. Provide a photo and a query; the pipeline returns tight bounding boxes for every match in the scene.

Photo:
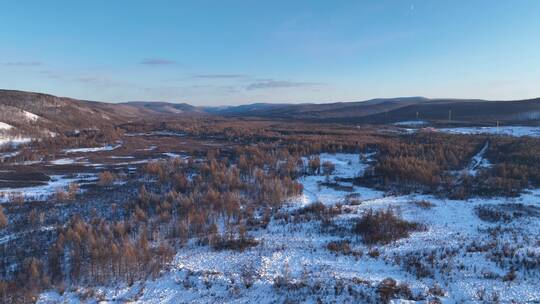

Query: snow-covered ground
[0,135,32,147]
[163,152,189,159]
[0,122,14,130]
[23,110,40,121]
[438,126,540,137]
[0,150,20,161]
[37,153,540,303]
[394,120,428,127]
[49,157,88,165]
[294,153,382,207]
[126,131,187,137]
[140,145,158,151]
[0,173,97,203]
[467,141,491,176]
[64,144,122,153]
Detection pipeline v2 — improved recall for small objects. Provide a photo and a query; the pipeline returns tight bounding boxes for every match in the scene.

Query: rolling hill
[122,101,202,114]
[0,90,207,137]
[207,97,429,120]
[356,98,540,125]
[208,97,540,125]
[1,89,539,136]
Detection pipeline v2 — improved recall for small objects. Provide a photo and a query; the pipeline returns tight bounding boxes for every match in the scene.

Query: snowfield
[23,110,40,121]
[0,122,14,130]
[394,120,428,126]
[163,152,188,159]
[0,135,32,147]
[49,157,87,165]
[126,131,187,137]
[0,150,20,161]
[295,153,382,207]
[64,144,122,153]
[438,126,540,137]
[38,153,540,303]
[0,173,97,203]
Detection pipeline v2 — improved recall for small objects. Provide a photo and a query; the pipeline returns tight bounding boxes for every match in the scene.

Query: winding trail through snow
[467,141,490,175]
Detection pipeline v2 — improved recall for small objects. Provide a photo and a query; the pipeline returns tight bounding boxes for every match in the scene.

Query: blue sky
[1,1,539,105]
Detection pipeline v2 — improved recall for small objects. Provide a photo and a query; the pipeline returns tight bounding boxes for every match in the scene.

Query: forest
[1,118,540,303]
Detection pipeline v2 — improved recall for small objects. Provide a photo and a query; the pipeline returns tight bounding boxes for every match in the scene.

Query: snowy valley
[1,93,540,304]
[33,148,540,303]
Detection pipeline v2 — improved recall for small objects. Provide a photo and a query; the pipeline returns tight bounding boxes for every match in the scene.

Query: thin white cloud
[246,79,321,90]
[2,61,42,66]
[140,58,177,66]
[192,74,248,79]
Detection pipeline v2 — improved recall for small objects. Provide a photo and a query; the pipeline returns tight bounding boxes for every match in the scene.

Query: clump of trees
[473,137,540,196]
[322,161,336,176]
[54,183,79,202]
[359,133,540,198]
[0,205,7,229]
[98,171,116,187]
[0,144,309,301]
[48,216,174,287]
[308,156,321,175]
[365,133,480,193]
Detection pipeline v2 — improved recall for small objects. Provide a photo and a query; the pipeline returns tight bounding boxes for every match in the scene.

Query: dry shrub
[297,201,326,214]
[8,192,24,205]
[326,240,363,258]
[292,201,342,222]
[308,156,321,174]
[212,236,259,252]
[354,208,423,244]
[475,205,510,222]
[368,248,380,258]
[410,200,435,209]
[67,183,79,200]
[322,161,336,175]
[54,188,69,202]
[502,269,517,282]
[98,171,116,186]
[55,183,79,202]
[327,240,351,255]
[377,277,413,303]
[401,254,434,278]
[475,203,540,223]
[0,205,7,229]
[344,193,362,205]
[428,284,446,297]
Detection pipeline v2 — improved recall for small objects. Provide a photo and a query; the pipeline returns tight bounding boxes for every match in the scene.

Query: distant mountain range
[205,97,429,120]
[1,89,539,136]
[122,101,202,115]
[203,97,540,124]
